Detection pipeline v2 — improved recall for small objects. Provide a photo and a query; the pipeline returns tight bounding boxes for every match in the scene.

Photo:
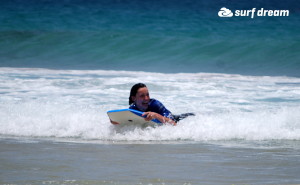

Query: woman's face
[132,87,150,111]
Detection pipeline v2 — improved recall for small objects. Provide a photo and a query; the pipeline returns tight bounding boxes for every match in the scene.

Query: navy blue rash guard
[129,99,175,121]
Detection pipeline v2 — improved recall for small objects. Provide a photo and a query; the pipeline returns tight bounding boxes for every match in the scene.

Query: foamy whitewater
[1,68,299,142]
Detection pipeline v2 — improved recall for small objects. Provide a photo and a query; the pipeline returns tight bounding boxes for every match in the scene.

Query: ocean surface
[1,0,300,184]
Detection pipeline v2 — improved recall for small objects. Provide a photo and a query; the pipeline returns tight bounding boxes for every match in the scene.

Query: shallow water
[1,138,300,185]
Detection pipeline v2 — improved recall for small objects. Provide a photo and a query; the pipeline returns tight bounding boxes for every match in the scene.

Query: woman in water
[129,83,176,125]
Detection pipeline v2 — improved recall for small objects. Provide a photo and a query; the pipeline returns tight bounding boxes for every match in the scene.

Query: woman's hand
[142,112,158,121]
[142,112,176,126]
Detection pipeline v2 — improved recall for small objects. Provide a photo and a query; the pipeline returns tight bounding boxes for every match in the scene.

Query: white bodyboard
[107,109,162,127]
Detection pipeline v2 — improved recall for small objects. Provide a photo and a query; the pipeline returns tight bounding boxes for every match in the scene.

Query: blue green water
[1,0,299,76]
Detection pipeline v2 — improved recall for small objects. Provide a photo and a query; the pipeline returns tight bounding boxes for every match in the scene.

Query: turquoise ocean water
[1,0,300,184]
[0,0,299,76]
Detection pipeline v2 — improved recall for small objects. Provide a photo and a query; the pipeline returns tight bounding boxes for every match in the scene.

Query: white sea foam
[0,68,300,141]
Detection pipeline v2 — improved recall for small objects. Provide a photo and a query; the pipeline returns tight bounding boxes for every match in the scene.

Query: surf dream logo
[218,7,289,18]
[218,7,233,17]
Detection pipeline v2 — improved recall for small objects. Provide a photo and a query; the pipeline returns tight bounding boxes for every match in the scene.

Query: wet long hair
[129,83,147,105]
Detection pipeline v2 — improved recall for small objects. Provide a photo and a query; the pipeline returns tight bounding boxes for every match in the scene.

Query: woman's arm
[142,112,176,126]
